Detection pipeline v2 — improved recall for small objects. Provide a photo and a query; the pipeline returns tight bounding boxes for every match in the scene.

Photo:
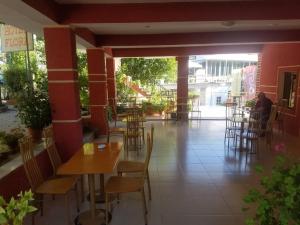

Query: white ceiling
[82,20,300,35]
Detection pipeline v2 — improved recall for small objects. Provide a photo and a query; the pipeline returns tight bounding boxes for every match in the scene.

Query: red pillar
[44,26,83,161]
[106,57,116,108]
[177,56,189,121]
[87,48,108,135]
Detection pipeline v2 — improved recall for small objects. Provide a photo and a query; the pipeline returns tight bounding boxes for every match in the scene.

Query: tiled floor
[24,120,300,225]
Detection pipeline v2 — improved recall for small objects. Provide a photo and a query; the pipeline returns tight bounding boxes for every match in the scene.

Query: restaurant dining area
[16,118,298,225]
[0,1,300,225]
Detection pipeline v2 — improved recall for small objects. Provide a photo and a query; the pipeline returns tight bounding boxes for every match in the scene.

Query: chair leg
[80,175,85,202]
[65,194,71,225]
[75,183,80,213]
[40,194,44,216]
[142,128,145,144]
[31,212,36,225]
[141,188,148,225]
[107,133,110,143]
[146,170,152,201]
[105,193,109,225]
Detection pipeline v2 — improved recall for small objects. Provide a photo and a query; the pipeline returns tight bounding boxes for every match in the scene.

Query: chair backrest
[43,125,62,174]
[247,110,262,137]
[277,99,288,118]
[126,110,140,134]
[225,102,237,127]
[103,106,110,131]
[143,133,153,179]
[266,105,278,130]
[19,136,44,191]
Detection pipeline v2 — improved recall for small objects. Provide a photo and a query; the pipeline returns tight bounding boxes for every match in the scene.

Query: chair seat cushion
[36,176,78,194]
[105,176,144,194]
[117,161,145,173]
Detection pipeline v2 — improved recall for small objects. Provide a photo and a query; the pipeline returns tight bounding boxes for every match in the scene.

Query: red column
[177,56,189,121]
[87,48,108,135]
[44,26,83,161]
[106,57,116,108]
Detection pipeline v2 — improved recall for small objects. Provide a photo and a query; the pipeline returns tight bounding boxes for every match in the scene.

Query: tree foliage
[77,50,89,110]
[119,58,177,86]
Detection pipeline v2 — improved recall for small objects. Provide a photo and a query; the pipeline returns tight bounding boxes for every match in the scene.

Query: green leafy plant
[245,99,256,108]
[243,156,300,225]
[3,128,25,153]
[16,87,51,129]
[3,67,27,98]
[0,190,37,225]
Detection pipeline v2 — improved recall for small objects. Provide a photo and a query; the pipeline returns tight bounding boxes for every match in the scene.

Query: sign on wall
[0,25,33,52]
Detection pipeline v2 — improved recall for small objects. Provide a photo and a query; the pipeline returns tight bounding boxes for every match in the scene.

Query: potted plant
[16,88,51,142]
[0,190,37,225]
[243,155,300,225]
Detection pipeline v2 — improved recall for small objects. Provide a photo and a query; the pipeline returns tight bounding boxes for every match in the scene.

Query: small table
[57,142,122,225]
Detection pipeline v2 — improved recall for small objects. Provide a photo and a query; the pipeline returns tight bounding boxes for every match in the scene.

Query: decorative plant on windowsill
[0,190,37,225]
[243,155,300,225]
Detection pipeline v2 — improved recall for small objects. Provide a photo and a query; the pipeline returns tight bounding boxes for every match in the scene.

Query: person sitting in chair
[255,92,273,130]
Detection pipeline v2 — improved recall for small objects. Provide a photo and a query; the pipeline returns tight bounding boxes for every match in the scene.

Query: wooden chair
[19,136,79,225]
[105,133,153,225]
[111,99,127,127]
[263,105,278,149]
[104,106,126,143]
[276,99,288,135]
[117,124,154,200]
[125,110,143,156]
[43,125,84,202]
[235,110,261,162]
[224,102,242,146]
[137,108,146,144]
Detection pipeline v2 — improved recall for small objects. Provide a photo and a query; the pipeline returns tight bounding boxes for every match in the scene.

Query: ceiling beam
[61,1,300,24]
[22,0,61,22]
[112,45,263,57]
[74,27,97,47]
[97,30,300,47]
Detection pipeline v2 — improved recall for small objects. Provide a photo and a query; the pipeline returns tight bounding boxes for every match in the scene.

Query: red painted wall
[0,151,53,201]
[260,43,300,136]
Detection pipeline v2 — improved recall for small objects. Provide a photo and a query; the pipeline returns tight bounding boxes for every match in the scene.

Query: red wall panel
[260,43,300,136]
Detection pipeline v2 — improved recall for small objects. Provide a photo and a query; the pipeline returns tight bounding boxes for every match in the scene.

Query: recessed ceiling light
[221,21,235,27]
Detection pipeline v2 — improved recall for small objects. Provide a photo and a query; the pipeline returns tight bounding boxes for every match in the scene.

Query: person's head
[257,92,266,101]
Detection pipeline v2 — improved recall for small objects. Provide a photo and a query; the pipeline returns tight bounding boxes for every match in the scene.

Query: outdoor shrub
[17,88,51,129]
[3,67,27,98]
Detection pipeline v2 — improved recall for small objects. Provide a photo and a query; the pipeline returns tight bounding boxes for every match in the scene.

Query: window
[216,96,222,105]
[278,71,298,109]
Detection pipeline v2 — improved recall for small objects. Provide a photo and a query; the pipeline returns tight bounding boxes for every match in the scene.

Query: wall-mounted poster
[242,65,257,101]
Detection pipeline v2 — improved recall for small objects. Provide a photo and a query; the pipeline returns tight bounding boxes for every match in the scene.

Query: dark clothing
[255,97,273,129]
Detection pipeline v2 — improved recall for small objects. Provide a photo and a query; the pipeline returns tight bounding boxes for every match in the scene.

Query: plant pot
[28,128,42,143]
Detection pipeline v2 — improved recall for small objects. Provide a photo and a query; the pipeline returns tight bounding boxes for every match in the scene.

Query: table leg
[239,122,244,151]
[75,174,112,225]
[88,174,96,218]
[100,174,104,196]
[86,174,106,203]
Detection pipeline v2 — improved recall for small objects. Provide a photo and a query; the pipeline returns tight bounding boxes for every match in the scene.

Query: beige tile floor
[24,120,300,225]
